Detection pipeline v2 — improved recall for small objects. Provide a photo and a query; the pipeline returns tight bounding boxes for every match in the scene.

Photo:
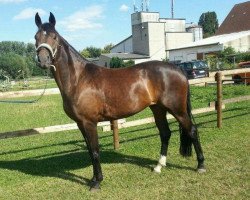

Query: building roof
[111,35,132,50]
[101,53,150,60]
[216,1,250,35]
[168,30,250,51]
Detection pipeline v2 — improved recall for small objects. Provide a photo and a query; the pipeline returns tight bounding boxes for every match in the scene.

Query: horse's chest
[62,101,80,121]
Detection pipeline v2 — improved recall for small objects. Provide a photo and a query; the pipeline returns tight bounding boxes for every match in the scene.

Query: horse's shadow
[0,149,152,186]
[0,147,194,187]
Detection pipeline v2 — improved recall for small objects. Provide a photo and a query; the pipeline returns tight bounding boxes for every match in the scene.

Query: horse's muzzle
[36,48,52,69]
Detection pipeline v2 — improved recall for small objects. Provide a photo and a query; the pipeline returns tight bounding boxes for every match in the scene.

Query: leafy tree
[80,44,114,58]
[110,57,125,68]
[124,59,135,67]
[80,46,102,58]
[0,41,43,77]
[26,43,36,58]
[102,43,114,54]
[205,47,250,70]
[198,12,219,38]
[236,52,250,63]
[218,46,236,64]
[109,57,135,68]
[80,49,91,58]
[0,53,30,79]
[0,41,26,55]
[86,46,102,58]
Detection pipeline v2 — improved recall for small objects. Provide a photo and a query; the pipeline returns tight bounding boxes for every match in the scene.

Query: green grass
[0,101,249,199]
[0,85,249,199]
[0,95,73,133]
[0,78,57,92]
[190,84,250,108]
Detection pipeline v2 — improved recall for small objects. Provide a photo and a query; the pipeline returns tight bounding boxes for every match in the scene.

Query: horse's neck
[52,43,87,98]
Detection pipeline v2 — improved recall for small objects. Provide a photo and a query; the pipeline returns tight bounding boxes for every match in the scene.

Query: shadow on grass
[0,146,197,187]
[193,106,249,120]
[196,111,249,127]
[0,149,159,186]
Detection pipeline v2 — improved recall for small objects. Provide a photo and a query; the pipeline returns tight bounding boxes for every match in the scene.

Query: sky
[0,0,247,50]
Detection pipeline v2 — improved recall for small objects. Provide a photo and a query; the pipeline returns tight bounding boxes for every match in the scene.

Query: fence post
[111,120,119,150]
[215,72,222,128]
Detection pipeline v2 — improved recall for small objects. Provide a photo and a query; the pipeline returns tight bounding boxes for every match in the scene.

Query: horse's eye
[51,33,57,40]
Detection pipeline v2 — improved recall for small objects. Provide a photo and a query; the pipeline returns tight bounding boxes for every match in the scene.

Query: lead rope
[0,70,49,104]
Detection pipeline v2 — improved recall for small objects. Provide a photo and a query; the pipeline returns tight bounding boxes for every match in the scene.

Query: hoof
[153,165,162,173]
[90,186,101,192]
[89,182,101,192]
[197,168,206,173]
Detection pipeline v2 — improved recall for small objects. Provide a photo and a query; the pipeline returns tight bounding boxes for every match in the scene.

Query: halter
[36,43,57,71]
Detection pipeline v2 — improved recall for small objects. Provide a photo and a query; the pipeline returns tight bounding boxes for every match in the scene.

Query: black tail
[179,83,193,157]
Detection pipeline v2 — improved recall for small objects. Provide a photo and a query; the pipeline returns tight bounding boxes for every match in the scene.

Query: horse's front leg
[77,121,103,191]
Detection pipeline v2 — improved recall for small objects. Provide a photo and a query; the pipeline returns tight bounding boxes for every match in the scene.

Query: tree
[0,41,43,77]
[80,49,91,58]
[102,43,114,54]
[205,47,250,70]
[0,41,26,55]
[236,52,250,63]
[109,57,135,68]
[110,57,125,68]
[0,53,29,79]
[86,46,102,58]
[80,44,114,58]
[124,59,135,67]
[80,46,102,58]
[198,12,219,38]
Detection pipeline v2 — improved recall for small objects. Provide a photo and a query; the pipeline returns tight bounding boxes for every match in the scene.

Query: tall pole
[171,0,174,18]
[111,120,119,150]
[133,0,137,12]
[215,72,222,128]
[146,0,149,12]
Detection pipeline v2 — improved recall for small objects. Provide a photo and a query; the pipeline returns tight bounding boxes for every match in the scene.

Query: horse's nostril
[37,56,41,62]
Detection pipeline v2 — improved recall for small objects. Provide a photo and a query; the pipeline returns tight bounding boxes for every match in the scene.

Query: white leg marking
[153,155,166,173]
[197,168,206,173]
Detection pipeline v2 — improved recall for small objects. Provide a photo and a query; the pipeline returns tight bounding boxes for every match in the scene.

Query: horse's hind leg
[150,105,171,173]
[175,112,205,172]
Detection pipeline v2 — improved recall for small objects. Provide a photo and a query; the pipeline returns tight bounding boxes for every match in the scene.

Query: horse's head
[34,12,59,69]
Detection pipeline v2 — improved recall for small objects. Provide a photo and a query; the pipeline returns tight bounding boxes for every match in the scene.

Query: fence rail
[0,68,249,149]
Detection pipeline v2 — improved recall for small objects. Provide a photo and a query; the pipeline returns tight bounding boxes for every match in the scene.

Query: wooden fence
[1,68,250,150]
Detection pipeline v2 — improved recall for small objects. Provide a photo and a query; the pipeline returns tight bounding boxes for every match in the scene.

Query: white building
[168,1,250,63]
[168,30,250,62]
[111,36,133,54]
[99,11,202,66]
[99,1,250,66]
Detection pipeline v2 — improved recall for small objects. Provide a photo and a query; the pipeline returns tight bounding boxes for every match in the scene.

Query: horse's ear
[35,12,42,28]
[49,12,56,27]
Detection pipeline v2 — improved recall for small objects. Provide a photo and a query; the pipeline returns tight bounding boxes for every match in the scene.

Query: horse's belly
[101,99,151,120]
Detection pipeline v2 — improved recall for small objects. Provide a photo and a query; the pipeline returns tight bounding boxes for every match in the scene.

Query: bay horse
[34,13,205,191]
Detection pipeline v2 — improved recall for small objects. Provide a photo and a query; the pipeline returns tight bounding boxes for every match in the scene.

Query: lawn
[0,77,57,92]
[0,85,249,199]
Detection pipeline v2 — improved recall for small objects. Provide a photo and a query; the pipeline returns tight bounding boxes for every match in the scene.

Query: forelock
[40,23,55,33]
